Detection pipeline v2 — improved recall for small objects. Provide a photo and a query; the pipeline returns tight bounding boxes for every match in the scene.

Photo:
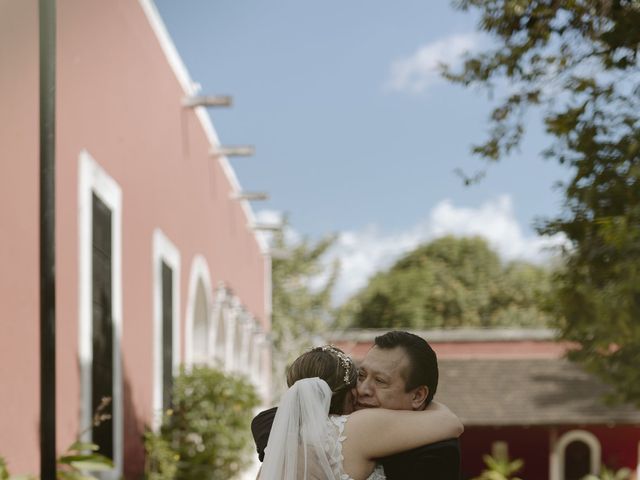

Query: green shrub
[584,465,633,480]
[145,366,260,480]
[472,449,524,480]
[143,431,178,480]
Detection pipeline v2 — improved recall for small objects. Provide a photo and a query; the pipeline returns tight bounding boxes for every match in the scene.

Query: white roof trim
[137,0,268,254]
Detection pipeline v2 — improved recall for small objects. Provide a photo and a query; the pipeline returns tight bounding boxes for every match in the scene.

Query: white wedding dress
[327,415,386,480]
[259,378,387,480]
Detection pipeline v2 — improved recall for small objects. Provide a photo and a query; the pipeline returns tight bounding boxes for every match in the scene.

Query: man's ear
[411,385,429,411]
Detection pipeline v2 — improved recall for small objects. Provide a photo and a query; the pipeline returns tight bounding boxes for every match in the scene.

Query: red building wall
[461,425,640,480]
[461,427,551,479]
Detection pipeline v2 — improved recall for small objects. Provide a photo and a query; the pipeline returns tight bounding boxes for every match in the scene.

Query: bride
[258,345,463,480]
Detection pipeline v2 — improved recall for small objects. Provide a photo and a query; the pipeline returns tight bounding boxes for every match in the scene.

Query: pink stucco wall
[0,0,268,476]
[0,0,41,474]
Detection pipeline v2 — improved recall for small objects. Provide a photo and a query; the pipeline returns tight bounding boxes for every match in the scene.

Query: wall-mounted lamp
[232,192,269,201]
[210,145,255,157]
[182,95,232,108]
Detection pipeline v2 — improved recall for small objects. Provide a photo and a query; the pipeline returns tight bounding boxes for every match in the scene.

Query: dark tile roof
[437,358,640,426]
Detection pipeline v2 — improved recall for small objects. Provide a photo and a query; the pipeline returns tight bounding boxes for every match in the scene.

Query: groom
[251,330,461,479]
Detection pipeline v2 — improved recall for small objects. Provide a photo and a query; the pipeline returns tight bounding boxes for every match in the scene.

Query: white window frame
[184,255,213,367]
[78,149,123,478]
[551,429,601,480]
[152,229,180,430]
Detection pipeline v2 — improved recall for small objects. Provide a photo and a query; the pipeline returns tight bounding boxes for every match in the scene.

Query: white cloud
[255,209,283,225]
[258,197,567,306]
[386,33,482,94]
[427,195,565,263]
[255,209,301,245]
[325,195,566,304]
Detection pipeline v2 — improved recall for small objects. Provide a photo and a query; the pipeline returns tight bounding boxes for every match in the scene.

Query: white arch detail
[184,255,214,367]
[187,276,271,403]
[209,285,268,384]
[551,429,601,480]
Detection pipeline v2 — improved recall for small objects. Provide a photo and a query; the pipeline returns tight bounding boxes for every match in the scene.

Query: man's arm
[250,407,277,462]
[380,438,461,480]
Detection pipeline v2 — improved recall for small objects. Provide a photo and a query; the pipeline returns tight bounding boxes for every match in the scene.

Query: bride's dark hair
[286,346,357,414]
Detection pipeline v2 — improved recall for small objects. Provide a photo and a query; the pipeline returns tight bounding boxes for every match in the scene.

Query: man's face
[355,345,417,411]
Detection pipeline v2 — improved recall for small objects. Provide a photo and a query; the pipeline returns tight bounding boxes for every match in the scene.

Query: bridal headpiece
[286,344,356,394]
[317,345,354,386]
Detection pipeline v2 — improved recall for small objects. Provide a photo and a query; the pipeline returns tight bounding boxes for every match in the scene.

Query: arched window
[251,332,264,382]
[552,430,601,480]
[191,280,209,364]
[233,313,244,372]
[185,256,213,367]
[238,317,253,375]
[564,440,591,480]
[210,287,227,364]
[220,302,236,370]
[214,309,226,360]
[246,332,255,378]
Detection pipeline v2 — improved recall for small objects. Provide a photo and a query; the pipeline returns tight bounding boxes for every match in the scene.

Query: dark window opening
[91,193,113,460]
[564,439,591,480]
[161,261,173,412]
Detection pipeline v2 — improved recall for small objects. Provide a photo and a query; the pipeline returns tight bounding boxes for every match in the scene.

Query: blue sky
[154,0,572,301]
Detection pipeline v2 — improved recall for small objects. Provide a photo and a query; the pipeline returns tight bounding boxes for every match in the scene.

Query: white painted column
[636,440,640,480]
[224,299,240,372]
[209,286,227,366]
[549,427,558,480]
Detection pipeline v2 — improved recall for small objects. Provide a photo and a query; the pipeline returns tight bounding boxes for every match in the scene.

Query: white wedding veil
[258,377,337,480]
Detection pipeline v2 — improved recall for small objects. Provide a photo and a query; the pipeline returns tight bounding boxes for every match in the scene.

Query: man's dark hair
[374,331,438,405]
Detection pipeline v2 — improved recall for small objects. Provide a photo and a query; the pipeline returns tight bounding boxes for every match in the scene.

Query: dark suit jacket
[251,407,461,480]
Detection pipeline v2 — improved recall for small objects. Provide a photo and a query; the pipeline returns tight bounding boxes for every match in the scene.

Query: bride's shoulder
[340,408,400,434]
[330,411,371,432]
[329,410,388,431]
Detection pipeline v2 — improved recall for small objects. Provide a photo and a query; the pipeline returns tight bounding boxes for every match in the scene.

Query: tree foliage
[270,223,339,396]
[339,236,553,329]
[445,0,640,405]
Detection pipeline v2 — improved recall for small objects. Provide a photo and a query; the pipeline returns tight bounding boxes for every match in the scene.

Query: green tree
[270,222,339,397]
[445,0,640,405]
[339,236,552,329]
